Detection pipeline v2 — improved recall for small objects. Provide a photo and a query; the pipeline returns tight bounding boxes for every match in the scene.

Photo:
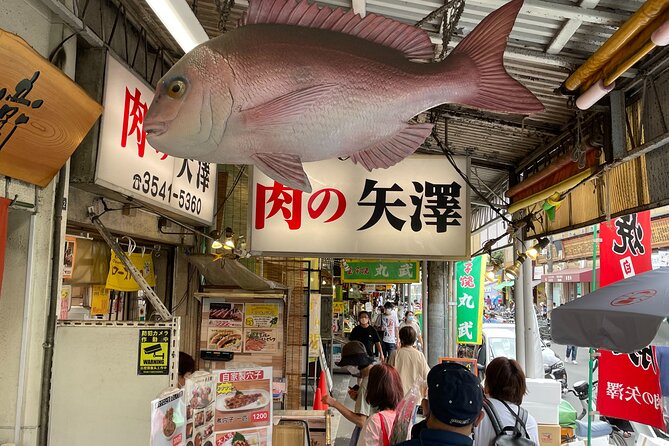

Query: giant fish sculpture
[145,0,543,192]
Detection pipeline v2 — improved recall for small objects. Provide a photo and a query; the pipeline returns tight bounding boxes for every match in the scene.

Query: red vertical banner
[599,210,652,287]
[0,197,9,296]
[597,210,662,427]
[597,348,665,428]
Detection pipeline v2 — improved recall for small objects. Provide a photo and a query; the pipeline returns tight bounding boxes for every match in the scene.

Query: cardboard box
[526,379,562,406]
[524,402,559,425]
[538,424,561,446]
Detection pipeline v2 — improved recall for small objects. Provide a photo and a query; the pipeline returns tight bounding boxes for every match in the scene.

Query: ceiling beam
[352,0,367,16]
[463,0,625,26]
[546,0,601,54]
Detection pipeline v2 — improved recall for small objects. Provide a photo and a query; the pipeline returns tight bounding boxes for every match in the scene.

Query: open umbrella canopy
[551,268,669,352]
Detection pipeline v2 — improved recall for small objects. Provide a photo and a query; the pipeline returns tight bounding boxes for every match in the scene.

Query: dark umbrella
[551,267,669,352]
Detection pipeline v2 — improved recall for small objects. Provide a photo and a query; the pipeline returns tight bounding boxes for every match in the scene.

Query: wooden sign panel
[0,29,102,187]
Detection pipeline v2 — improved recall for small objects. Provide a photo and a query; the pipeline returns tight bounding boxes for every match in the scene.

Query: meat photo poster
[214,367,272,445]
[150,388,186,446]
[184,372,215,446]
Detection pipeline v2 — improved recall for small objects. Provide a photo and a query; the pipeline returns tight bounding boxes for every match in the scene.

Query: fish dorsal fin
[351,123,433,170]
[239,0,434,60]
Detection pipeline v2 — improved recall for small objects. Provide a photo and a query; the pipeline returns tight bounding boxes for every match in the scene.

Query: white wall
[0,1,73,444]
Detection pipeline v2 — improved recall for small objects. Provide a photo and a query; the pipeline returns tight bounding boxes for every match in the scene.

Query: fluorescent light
[145,0,209,53]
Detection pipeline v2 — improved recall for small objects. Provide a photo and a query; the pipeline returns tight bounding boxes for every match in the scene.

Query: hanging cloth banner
[597,348,665,428]
[455,255,487,345]
[597,210,662,426]
[600,210,652,287]
[0,197,9,296]
[105,251,156,291]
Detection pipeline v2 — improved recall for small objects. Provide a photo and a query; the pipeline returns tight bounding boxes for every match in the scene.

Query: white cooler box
[524,379,561,425]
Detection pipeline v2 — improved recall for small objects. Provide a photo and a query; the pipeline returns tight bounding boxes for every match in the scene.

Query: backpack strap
[482,398,504,435]
[499,400,530,439]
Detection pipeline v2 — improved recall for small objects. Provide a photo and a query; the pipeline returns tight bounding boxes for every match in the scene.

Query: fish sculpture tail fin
[448,0,544,114]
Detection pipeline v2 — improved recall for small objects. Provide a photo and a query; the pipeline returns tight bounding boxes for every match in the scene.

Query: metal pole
[513,236,526,369]
[588,224,599,446]
[427,261,446,366]
[421,260,428,358]
[448,261,457,357]
[523,254,540,378]
[546,237,554,312]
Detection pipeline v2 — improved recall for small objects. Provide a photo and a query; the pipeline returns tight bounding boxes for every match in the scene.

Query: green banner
[455,255,487,345]
[341,260,420,283]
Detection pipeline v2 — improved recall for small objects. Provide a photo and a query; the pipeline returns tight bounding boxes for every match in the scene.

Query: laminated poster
[185,372,215,446]
[208,302,244,328]
[214,367,273,446]
[207,328,243,353]
[150,388,186,446]
[243,303,279,328]
[243,328,279,353]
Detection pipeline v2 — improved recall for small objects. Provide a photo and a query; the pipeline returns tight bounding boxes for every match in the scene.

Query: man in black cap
[322,341,376,446]
[398,363,484,446]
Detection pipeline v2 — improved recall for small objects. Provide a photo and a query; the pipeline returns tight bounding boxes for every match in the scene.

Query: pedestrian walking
[357,363,404,446]
[382,302,400,360]
[349,311,384,362]
[397,362,485,446]
[566,345,578,364]
[389,326,429,397]
[400,310,424,349]
[474,357,540,446]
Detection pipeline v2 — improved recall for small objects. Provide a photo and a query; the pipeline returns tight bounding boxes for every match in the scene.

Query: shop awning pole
[587,223,599,446]
[91,215,172,321]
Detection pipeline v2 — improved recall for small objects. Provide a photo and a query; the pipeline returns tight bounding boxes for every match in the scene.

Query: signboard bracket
[91,215,172,320]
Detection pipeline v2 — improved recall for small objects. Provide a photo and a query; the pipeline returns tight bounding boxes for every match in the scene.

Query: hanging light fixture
[504,253,527,281]
[223,227,235,249]
[526,238,550,261]
[485,258,502,282]
[209,229,223,249]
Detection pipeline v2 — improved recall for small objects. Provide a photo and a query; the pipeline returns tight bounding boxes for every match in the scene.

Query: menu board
[243,329,280,353]
[185,373,215,446]
[243,303,280,328]
[214,367,273,446]
[150,389,186,446]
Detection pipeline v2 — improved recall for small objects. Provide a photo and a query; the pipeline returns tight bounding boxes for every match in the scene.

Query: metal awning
[541,267,600,283]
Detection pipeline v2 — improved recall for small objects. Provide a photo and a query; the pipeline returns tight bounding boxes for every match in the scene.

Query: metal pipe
[421,260,428,358]
[513,234,526,370]
[564,0,669,92]
[604,41,657,86]
[14,213,36,445]
[37,166,67,446]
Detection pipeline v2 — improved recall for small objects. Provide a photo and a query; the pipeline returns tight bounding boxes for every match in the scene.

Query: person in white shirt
[474,357,540,446]
[399,311,424,349]
[381,302,400,360]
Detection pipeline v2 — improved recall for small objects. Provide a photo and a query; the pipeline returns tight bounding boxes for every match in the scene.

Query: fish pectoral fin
[241,84,336,128]
[252,153,313,193]
[351,123,433,171]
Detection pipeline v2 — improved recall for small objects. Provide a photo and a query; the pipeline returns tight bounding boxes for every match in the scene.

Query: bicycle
[564,380,629,446]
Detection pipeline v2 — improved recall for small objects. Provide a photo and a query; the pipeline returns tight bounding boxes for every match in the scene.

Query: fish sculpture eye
[166,79,187,99]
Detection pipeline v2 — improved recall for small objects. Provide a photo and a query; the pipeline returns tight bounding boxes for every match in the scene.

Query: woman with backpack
[357,363,404,446]
[474,357,540,446]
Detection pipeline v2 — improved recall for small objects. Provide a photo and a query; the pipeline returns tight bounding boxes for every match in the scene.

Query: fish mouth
[144,121,168,137]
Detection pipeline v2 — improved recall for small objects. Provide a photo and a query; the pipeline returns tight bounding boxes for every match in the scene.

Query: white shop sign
[95,54,216,224]
[249,155,471,259]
